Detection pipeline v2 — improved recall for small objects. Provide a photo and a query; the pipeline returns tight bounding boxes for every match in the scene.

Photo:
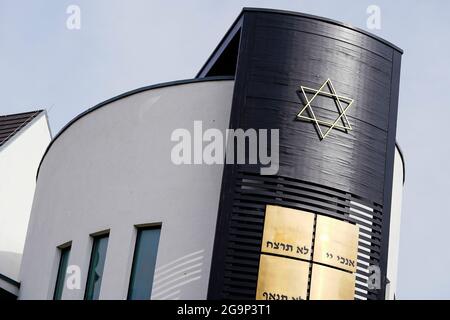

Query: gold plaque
[256,254,309,300]
[313,215,359,272]
[261,205,314,260]
[309,264,355,300]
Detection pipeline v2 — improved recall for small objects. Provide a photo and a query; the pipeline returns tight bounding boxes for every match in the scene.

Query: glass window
[84,234,109,300]
[127,227,161,300]
[53,245,71,300]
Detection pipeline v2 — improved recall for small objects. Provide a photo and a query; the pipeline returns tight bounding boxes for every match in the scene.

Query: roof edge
[36,76,235,180]
[195,11,244,78]
[242,7,403,54]
[0,110,46,153]
[196,7,403,79]
[0,109,44,118]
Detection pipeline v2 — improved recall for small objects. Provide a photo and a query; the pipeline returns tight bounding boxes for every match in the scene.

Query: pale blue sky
[1,0,449,299]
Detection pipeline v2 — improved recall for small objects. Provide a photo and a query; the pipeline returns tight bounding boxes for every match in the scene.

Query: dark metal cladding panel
[239,13,395,203]
[253,13,394,61]
[208,9,402,300]
[242,96,387,202]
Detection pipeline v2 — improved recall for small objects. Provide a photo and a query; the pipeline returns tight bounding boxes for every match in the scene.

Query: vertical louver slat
[222,171,383,300]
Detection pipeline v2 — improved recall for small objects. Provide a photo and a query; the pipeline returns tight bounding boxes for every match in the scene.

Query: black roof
[0,110,44,148]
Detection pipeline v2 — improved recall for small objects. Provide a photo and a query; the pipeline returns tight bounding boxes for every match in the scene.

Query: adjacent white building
[0,110,51,298]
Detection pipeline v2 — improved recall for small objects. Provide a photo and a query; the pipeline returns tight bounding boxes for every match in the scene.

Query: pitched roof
[0,110,44,148]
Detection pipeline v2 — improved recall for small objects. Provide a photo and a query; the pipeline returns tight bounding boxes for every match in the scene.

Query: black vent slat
[221,172,384,300]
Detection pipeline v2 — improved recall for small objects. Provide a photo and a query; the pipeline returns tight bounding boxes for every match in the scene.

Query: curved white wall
[19,80,234,299]
[386,147,404,299]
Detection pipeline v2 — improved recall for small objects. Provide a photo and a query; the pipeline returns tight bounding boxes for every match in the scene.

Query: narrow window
[127,226,161,300]
[84,233,109,300]
[53,244,71,300]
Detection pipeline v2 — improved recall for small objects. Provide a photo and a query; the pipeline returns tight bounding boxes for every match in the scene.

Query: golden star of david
[296,79,354,140]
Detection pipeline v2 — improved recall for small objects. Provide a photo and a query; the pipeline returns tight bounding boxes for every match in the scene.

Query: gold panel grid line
[309,264,356,300]
[256,205,360,300]
[256,254,309,300]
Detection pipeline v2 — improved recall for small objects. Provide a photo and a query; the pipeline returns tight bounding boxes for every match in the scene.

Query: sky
[1,0,449,299]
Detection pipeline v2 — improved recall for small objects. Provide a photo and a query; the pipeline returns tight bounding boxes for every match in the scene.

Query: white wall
[0,113,51,284]
[19,80,234,300]
[386,147,404,299]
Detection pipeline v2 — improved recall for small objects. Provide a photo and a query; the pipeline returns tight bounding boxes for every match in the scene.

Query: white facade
[386,147,405,300]
[0,112,51,296]
[15,79,404,300]
[19,80,234,299]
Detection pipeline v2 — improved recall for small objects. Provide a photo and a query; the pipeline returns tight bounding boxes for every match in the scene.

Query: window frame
[53,242,72,300]
[127,224,162,300]
[84,231,110,300]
